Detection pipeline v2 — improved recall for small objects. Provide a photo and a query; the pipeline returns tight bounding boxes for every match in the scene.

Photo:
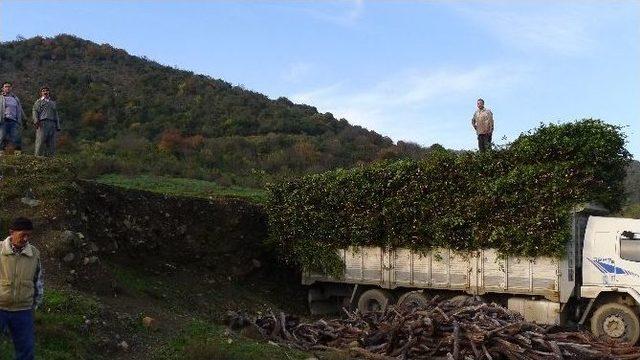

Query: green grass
[95,174,268,203]
[108,262,170,301]
[0,289,103,360]
[153,320,309,360]
[618,202,640,219]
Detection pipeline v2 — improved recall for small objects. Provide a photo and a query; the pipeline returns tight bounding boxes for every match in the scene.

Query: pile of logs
[227,296,640,359]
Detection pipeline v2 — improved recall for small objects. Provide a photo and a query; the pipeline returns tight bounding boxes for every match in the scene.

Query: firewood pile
[227,296,640,359]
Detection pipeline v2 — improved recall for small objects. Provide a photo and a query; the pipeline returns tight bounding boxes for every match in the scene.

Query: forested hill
[1,34,638,205]
[0,35,428,186]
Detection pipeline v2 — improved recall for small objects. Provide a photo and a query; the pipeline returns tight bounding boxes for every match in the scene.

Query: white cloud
[305,0,365,27]
[453,4,600,56]
[289,64,528,136]
[282,62,314,83]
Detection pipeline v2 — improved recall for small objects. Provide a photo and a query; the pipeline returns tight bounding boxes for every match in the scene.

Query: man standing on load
[471,98,494,152]
[0,217,43,360]
[32,86,61,157]
[0,82,27,155]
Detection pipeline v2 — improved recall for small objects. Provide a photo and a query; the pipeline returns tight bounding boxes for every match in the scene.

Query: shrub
[267,120,632,276]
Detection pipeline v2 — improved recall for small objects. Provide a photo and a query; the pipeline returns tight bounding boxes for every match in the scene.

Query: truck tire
[398,291,430,309]
[591,303,640,344]
[357,289,394,313]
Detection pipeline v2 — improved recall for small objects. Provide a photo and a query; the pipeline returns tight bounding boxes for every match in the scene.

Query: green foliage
[619,203,640,219]
[625,160,640,204]
[267,120,632,275]
[96,174,268,203]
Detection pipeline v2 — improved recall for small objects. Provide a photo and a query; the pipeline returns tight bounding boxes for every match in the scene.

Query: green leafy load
[267,119,632,275]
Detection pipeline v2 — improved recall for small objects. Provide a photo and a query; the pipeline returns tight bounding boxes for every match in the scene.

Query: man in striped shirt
[32,86,61,156]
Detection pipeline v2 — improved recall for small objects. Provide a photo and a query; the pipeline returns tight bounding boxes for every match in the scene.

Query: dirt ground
[38,251,308,359]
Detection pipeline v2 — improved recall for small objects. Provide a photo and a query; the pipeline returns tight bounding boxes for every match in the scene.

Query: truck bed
[303,246,574,303]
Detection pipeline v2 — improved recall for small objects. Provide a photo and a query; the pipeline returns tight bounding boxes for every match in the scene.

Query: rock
[60,230,83,248]
[142,316,158,331]
[88,242,99,253]
[82,256,98,265]
[20,192,40,207]
[117,340,129,352]
[61,230,76,244]
[50,231,81,258]
[62,253,75,263]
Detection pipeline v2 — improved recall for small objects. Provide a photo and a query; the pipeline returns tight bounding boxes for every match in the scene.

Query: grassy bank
[0,289,102,360]
[95,174,267,204]
[153,320,308,360]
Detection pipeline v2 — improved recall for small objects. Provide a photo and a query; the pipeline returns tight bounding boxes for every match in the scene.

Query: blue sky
[1,1,638,156]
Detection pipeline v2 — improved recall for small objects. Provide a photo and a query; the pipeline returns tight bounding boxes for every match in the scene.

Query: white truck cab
[580,216,640,343]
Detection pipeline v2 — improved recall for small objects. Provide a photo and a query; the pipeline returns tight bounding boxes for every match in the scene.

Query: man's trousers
[0,118,21,151]
[477,133,492,152]
[0,309,35,360]
[35,120,57,156]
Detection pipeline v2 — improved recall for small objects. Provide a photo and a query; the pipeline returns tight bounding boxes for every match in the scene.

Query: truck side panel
[391,249,471,290]
[305,246,567,302]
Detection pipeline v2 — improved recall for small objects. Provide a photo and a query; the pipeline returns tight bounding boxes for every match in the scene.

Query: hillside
[0,156,312,359]
[626,159,640,203]
[0,35,427,186]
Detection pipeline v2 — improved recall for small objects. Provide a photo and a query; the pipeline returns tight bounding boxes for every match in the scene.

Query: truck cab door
[584,231,618,286]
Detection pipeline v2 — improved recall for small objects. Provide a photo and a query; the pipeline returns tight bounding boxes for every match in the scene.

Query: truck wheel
[591,303,640,344]
[398,291,430,309]
[357,289,394,313]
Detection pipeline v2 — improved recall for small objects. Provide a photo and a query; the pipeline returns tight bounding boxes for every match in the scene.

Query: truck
[303,204,640,344]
